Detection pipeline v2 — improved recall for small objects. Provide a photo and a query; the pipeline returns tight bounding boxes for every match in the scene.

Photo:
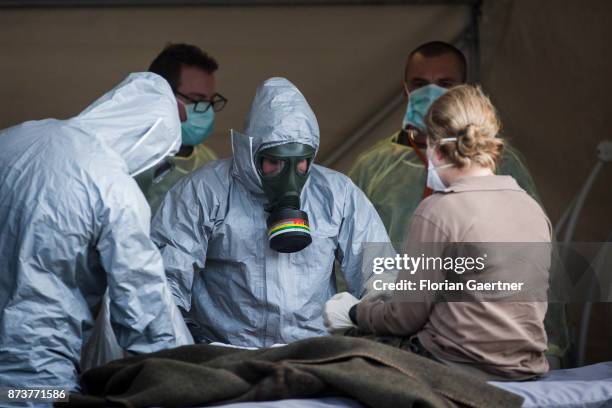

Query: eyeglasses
[176,91,228,113]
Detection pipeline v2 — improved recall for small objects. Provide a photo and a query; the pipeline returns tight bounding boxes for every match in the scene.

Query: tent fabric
[0,4,471,162]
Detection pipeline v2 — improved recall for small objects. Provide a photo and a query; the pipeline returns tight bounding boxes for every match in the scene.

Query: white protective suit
[151,77,393,347]
[0,73,189,392]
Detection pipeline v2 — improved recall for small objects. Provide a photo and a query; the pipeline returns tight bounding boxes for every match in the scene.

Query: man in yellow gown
[350,41,539,248]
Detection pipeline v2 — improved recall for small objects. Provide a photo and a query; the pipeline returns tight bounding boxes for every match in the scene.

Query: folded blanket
[58,336,522,408]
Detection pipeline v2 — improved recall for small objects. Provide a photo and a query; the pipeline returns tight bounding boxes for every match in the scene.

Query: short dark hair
[148,43,219,92]
[405,41,467,82]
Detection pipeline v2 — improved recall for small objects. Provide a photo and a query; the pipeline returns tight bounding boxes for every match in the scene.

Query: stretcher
[210,362,612,408]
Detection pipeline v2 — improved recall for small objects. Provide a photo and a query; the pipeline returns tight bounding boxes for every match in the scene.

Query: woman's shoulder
[414,176,551,241]
[413,189,465,220]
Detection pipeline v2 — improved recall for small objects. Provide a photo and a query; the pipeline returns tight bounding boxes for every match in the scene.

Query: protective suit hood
[231,77,320,194]
[76,72,181,177]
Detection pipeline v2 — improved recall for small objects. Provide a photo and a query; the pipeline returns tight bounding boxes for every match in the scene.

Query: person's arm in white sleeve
[95,174,180,353]
[336,180,396,298]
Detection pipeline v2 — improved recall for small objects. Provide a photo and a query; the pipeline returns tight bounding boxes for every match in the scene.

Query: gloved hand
[323,292,359,332]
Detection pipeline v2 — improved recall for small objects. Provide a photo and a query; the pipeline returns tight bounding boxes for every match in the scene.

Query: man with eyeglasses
[136,43,228,215]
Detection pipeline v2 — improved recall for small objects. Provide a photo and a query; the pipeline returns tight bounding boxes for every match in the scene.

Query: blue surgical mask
[181,103,215,146]
[402,84,447,131]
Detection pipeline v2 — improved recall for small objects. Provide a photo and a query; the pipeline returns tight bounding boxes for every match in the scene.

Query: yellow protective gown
[136,143,217,216]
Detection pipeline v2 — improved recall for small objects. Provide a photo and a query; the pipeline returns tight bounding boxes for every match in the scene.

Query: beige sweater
[357,175,551,380]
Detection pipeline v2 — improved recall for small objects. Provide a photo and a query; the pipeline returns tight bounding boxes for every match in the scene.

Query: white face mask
[426,139,456,191]
[427,158,451,191]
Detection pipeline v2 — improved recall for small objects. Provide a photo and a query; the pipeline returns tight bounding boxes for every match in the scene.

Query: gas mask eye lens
[296,159,309,175]
[261,157,285,177]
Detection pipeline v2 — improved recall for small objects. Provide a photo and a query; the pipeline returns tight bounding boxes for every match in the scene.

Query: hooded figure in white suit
[151,77,392,347]
[0,73,189,391]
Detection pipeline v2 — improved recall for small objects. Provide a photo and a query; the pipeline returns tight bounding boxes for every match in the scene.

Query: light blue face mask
[181,103,215,146]
[402,84,448,132]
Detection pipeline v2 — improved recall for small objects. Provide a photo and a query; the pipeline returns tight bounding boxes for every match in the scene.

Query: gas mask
[256,142,315,253]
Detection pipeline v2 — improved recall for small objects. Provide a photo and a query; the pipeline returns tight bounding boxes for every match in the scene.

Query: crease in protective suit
[151,77,392,347]
[0,73,190,391]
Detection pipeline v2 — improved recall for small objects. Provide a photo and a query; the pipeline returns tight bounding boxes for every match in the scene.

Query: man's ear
[177,99,187,122]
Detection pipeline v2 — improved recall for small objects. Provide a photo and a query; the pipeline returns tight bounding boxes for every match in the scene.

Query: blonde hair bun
[426,85,503,170]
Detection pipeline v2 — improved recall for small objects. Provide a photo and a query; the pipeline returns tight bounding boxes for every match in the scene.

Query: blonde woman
[324,85,551,380]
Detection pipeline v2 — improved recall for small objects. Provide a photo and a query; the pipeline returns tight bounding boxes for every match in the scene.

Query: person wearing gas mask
[136,43,227,216]
[151,77,391,347]
[0,73,188,392]
[349,41,540,248]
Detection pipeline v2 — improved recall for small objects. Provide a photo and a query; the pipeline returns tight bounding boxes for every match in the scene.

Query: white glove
[323,292,359,332]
